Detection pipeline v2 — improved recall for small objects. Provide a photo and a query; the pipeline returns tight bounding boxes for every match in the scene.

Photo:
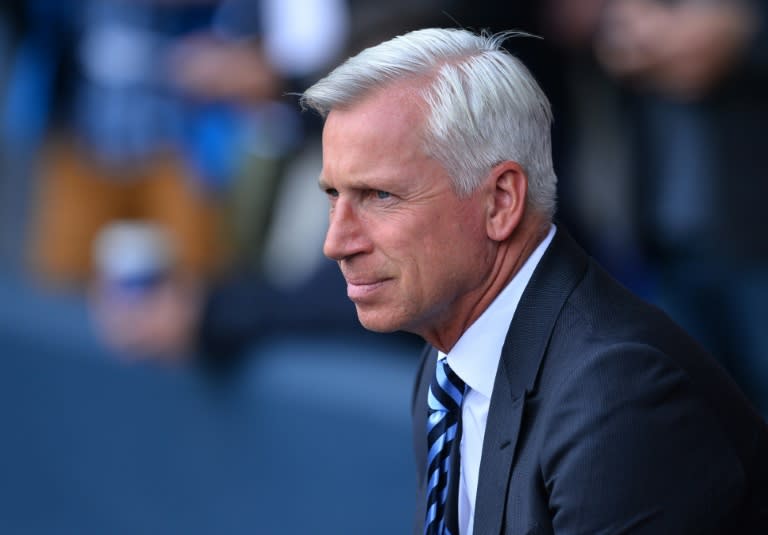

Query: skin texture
[319,80,547,352]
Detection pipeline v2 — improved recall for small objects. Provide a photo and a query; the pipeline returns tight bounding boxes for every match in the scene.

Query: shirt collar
[439,224,556,398]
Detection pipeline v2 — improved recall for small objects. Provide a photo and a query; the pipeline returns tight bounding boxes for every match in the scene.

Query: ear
[485,161,527,241]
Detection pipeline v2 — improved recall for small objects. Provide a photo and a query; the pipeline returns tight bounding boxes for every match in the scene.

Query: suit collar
[498,226,588,397]
[473,226,589,534]
[443,225,556,400]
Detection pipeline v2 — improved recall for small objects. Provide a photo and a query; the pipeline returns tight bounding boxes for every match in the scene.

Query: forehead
[320,83,431,182]
[326,82,429,150]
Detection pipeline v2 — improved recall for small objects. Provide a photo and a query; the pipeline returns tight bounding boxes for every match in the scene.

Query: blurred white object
[212,0,349,78]
[262,0,349,78]
[93,221,175,294]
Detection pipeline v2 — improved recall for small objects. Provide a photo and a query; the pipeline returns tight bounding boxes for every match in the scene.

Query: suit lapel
[473,228,588,534]
[412,345,436,477]
[473,360,525,534]
[412,345,437,534]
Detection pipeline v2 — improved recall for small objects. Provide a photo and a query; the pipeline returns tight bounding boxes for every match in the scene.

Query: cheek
[374,203,487,287]
[413,226,488,294]
[441,216,493,279]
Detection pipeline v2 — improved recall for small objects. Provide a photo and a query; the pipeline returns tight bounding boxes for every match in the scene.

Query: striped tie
[424,358,466,535]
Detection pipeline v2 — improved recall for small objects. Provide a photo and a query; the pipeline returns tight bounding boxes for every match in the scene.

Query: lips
[345,278,389,301]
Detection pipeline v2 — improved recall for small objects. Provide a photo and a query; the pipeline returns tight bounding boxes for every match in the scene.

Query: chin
[356,308,404,334]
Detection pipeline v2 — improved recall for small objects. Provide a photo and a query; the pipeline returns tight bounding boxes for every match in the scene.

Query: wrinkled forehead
[326,74,433,123]
[323,82,429,150]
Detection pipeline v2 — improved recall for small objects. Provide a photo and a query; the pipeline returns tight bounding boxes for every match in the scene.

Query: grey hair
[301,27,557,219]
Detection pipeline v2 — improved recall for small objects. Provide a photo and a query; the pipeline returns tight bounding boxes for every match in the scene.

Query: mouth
[345,278,390,301]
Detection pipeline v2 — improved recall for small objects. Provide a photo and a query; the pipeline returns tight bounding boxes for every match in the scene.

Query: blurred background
[0,0,766,533]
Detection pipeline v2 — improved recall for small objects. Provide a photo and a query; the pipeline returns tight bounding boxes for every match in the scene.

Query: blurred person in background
[545,0,768,419]
[1,0,354,362]
[12,0,230,286]
[4,0,346,290]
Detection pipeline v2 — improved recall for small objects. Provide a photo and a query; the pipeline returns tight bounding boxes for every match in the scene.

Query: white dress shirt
[438,225,555,535]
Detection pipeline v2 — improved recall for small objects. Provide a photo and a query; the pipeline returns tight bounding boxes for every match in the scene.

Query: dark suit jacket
[412,228,768,534]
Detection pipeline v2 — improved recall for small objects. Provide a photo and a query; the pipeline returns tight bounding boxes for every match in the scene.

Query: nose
[323,197,371,261]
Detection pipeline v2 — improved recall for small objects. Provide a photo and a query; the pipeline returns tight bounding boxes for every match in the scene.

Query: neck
[423,216,550,353]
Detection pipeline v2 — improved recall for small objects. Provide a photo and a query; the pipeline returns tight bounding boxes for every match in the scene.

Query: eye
[325,188,339,198]
[374,190,391,200]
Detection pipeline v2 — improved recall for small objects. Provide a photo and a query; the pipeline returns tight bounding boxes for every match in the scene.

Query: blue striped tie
[424,358,466,535]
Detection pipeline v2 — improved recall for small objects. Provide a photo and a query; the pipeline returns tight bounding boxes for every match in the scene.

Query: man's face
[319,84,495,340]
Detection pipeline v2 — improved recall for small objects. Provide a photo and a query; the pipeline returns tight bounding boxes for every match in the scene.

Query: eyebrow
[318,175,397,193]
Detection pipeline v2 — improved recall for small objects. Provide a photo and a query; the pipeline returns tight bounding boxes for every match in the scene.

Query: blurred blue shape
[0,275,419,534]
[0,0,73,149]
[1,34,54,148]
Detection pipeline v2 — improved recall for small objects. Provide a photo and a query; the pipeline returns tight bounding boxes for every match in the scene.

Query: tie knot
[428,359,466,414]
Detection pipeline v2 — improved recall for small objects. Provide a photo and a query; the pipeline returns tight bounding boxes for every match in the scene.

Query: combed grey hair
[301,27,557,219]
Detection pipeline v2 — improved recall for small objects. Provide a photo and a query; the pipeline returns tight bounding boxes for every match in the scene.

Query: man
[301,28,768,534]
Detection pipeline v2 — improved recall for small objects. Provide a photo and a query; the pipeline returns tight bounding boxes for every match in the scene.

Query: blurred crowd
[0,0,766,418]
